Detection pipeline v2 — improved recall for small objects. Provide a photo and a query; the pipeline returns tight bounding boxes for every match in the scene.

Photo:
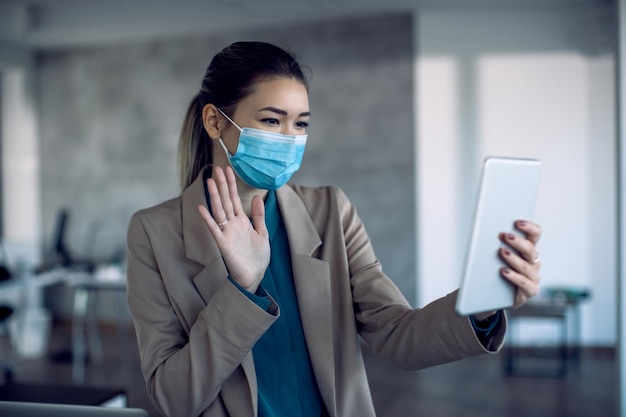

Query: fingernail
[503,268,512,274]
[518,220,527,227]
[503,248,511,256]
[507,233,516,240]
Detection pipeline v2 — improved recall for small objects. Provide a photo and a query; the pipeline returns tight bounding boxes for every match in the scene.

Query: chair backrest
[0,401,148,417]
[0,306,12,322]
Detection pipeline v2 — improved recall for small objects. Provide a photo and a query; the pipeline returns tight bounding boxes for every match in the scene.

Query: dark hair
[177,41,309,190]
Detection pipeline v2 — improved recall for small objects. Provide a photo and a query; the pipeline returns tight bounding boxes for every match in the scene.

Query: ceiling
[0,0,613,50]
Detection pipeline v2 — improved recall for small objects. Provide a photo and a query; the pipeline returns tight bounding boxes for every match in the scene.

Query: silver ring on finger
[530,252,540,264]
[217,218,229,230]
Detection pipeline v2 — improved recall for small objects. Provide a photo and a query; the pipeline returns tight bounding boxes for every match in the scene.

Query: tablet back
[455,157,541,316]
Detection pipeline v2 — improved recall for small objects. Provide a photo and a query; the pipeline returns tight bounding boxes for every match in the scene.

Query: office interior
[0,0,624,416]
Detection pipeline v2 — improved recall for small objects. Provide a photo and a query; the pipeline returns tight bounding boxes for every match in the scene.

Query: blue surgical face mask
[217,109,307,190]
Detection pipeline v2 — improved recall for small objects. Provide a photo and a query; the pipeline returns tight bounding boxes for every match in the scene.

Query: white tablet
[455,157,541,316]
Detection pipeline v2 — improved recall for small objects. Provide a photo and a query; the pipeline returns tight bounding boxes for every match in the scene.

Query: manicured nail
[518,220,527,227]
[503,268,512,274]
[507,233,516,240]
[503,248,511,256]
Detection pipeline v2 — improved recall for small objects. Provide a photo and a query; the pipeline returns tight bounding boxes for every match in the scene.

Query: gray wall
[37,13,415,317]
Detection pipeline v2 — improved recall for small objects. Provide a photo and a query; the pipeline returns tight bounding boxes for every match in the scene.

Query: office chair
[36,208,95,274]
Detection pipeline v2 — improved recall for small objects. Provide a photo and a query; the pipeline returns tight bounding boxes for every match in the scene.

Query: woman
[126,41,542,417]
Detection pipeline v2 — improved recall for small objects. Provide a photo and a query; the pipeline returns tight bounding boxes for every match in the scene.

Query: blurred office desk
[504,286,590,377]
[0,269,65,359]
[65,268,128,383]
[0,266,129,382]
[0,269,65,309]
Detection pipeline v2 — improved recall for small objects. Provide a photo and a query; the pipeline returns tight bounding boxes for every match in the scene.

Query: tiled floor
[0,321,618,417]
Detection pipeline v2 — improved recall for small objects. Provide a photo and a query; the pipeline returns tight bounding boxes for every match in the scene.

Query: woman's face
[220,76,310,154]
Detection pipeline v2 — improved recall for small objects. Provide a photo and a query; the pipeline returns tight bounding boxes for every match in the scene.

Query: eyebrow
[258,106,311,117]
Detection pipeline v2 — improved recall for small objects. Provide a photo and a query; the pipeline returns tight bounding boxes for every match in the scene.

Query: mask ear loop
[218,138,233,159]
[216,108,241,160]
[217,108,243,132]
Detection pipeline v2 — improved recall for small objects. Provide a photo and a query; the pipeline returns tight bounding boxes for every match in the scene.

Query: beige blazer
[126,168,506,417]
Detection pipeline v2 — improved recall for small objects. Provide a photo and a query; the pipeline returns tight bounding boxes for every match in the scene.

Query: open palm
[198,166,270,293]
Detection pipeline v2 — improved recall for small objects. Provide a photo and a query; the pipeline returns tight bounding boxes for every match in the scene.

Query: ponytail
[177,94,213,191]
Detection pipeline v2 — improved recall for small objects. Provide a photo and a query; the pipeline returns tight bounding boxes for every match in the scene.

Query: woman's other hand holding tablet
[498,219,542,308]
[471,219,541,322]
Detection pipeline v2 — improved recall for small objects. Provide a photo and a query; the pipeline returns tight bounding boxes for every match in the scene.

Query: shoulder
[288,184,351,209]
[130,166,207,230]
[132,195,182,219]
[128,195,183,239]
[131,196,181,225]
[285,184,356,227]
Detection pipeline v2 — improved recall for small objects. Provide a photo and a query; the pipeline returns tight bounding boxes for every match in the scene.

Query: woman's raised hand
[198,166,270,293]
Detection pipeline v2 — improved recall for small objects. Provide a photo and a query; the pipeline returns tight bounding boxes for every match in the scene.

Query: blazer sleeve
[334,187,506,370]
[126,211,278,417]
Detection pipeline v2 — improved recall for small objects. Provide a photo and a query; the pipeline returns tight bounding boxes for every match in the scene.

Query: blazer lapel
[181,168,258,416]
[277,186,337,416]
[182,172,230,308]
[181,168,220,271]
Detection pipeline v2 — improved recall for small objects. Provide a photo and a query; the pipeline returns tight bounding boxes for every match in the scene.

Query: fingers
[204,166,241,229]
[500,266,540,304]
[198,167,234,242]
[499,244,541,305]
[225,166,244,217]
[499,244,540,279]
[499,232,538,265]
[250,195,268,237]
[499,219,542,307]
[213,166,236,221]
[198,204,222,238]
[515,219,541,246]
[499,219,541,264]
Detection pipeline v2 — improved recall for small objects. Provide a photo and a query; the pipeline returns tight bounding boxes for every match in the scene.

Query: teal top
[228,190,325,417]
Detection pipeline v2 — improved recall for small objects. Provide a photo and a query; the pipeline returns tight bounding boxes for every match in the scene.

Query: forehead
[238,77,309,112]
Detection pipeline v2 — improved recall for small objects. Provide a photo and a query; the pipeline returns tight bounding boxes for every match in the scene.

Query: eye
[295,120,309,129]
[261,118,280,126]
